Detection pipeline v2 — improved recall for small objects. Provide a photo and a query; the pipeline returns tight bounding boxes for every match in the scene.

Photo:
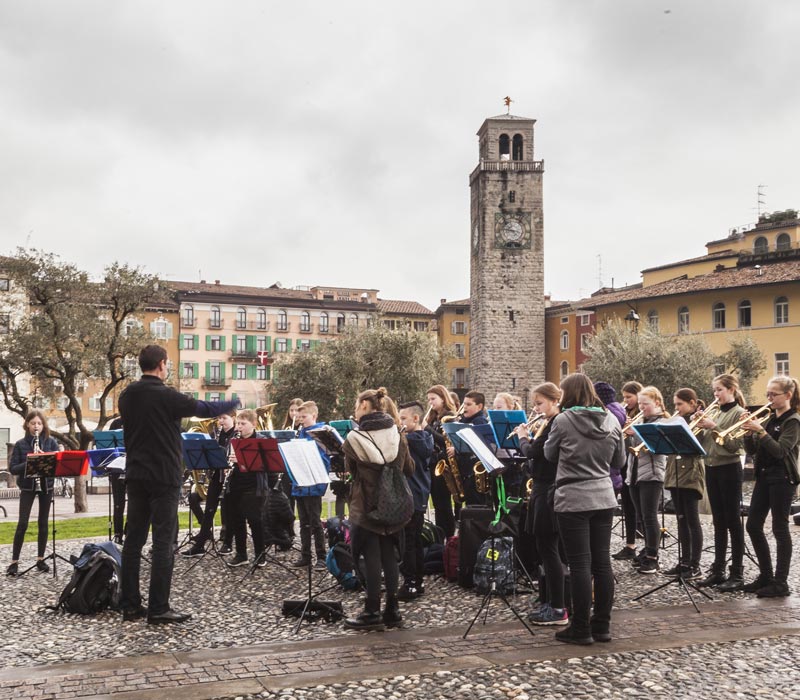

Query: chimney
[440,298,447,305]
[200,279,206,284]
[214,280,220,285]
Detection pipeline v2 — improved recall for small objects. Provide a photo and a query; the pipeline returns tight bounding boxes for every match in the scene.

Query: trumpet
[714,402,772,444]
[629,410,678,457]
[506,412,546,440]
[688,398,720,435]
[622,410,644,435]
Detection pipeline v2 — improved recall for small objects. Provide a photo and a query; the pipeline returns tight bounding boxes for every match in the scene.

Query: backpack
[443,535,459,582]
[52,542,122,614]
[423,543,444,576]
[354,430,414,528]
[473,536,515,596]
[420,520,445,548]
[264,482,295,551]
[325,542,363,591]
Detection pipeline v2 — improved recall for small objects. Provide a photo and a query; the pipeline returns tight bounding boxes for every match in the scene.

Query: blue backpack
[325,542,362,591]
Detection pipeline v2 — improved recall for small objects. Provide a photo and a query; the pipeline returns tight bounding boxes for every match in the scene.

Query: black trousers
[531,483,564,609]
[620,482,638,546]
[556,508,614,635]
[400,510,425,587]
[110,474,126,538]
[706,463,744,570]
[746,477,796,582]
[429,466,456,538]
[194,475,228,548]
[350,524,399,611]
[296,496,326,558]
[12,489,52,560]
[187,491,205,526]
[668,487,703,567]
[228,489,266,558]
[630,481,662,558]
[121,480,180,615]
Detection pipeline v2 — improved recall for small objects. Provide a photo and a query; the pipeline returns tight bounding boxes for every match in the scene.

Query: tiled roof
[168,280,314,300]
[641,250,737,274]
[585,259,800,309]
[377,299,434,316]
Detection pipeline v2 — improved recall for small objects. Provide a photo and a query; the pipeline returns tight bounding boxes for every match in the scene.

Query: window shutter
[247,364,257,380]
[205,335,212,351]
[193,363,199,379]
[265,366,271,381]
[220,336,226,351]
[296,339,302,350]
[265,336,272,352]
[166,322,174,340]
[231,392,237,401]
[246,335,256,354]
[205,392,212,401]
[194,334,199,348]
[204,361,210,381]
[219,363,226,381]
[179,333,184,346]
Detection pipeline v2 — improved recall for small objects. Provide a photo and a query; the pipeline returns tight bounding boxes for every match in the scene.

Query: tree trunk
[74,474,88,513]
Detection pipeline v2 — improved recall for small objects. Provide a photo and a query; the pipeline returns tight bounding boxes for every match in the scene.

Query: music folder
[56,451,89,477]
[632,418,707,456]
[458,428,507,474]
[279,440,330,488]
[443,422,497,455]
[231,437,285,473]
[307,425,344,455]
[87,448,127,476]
[181,435,229,471]
[329,420,357,440]
[488,410,527,450]
[92,430,124,449]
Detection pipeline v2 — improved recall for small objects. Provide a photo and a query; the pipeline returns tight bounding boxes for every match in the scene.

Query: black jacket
[10,434,60,492]
[119,375,238,488]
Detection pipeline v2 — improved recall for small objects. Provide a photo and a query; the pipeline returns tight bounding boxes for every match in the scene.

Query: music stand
[487,410,527,452]
[631,419,712,613]
[20,451,88,578]
[87,448,126,541]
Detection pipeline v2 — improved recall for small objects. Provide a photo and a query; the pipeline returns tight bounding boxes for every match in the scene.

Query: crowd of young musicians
[6,368,799,642]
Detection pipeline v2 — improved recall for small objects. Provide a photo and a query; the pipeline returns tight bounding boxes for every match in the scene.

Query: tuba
[188,417,216,500]
[256,403,278,431]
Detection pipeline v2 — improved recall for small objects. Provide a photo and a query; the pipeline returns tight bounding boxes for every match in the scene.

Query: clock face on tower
[493,213,532,249]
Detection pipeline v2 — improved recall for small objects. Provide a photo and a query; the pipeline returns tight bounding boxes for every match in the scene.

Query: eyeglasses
[766,391,787,398]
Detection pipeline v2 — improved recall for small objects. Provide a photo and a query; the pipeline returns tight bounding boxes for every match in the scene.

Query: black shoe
[383,598,402,629]
[253,554,267,569]
[314,558,327,570]
[122,605,148,622]
[638,557,659,575]
[612,546,636,561]
[181,545,205,558]
[743,574,773,593]
[344,611,385,631]
[631,549,647,568]
[697,568,726,588]
[662,563,689,577]
[757,580,791,598]
[36,560,50,573]
[147,609,192,625]
[6,563,18,577]
[555,625,594,646]
[228,553,249,567]
[397,584,423,602]
[292,556,311,568]
[685,566,703,580]
[717,573,744,593]
[113,535,124,545]
[591,627,612,643]
[219,544,232,554]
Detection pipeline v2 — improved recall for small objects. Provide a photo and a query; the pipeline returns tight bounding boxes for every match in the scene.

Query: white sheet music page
[279,439,330,487]
[458,428,505,473]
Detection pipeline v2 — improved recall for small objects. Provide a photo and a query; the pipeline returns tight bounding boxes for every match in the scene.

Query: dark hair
[532,382,561,403]
[23,409,50,440]
[426,384,457,422]
[674,388,704,411]
[768,376,800,412]
[465,391,485,407]
[138,344,168,372]
[621,381,643,395]
[282,397,303,429]
[559,373,604,410]
[712,373,746,407]
[399,401,425,418]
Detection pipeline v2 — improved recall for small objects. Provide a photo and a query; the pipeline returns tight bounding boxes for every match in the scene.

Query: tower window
[509,310,515,323]
[508,191,516,203]
[512,134,524,161]
[499,134,510,161]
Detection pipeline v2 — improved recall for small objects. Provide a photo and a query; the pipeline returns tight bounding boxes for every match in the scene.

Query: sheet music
[279,439,331,487]
[105,455,126,473]
[458,428,506,474]
[308,425,344,445]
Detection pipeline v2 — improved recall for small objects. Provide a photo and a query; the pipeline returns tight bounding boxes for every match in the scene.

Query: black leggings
[12,490,52,560]
[620,482,638,546]
[668,488,703,567]
[706,463,744,570]
[350,524,399,611]
[531,484,565,609]
[631,481,662,558]
[746,477,795,582]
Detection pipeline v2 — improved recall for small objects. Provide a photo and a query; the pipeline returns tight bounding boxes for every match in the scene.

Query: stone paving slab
[2,597,800,700]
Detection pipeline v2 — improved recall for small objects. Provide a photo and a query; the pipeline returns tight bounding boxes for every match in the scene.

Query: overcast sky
[1,0,799,311]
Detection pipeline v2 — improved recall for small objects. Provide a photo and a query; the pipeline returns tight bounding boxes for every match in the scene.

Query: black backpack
[473,536,516,596]
[52,542,122,615]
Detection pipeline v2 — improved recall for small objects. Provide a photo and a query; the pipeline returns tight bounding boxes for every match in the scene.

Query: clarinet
[32,429,44,492]
[221,429,241,496]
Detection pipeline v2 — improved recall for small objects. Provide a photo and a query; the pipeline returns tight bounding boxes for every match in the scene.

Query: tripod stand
[284,557,343,633]
[18,486,71,579]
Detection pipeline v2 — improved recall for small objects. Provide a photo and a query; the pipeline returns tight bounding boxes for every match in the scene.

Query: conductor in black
[118,345,239,624]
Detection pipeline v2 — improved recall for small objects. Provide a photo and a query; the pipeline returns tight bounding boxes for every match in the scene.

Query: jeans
[668,488,703,567]
[630,481,662,558]
[706,463,744,570]
[12,489,52,560]
[110,474,127,538]
[350,524,400,611]
[746,477,796,582]
[400,510,425,587]
[121,479,181,615]
[296,495,326,558]
[556,508,614,635]
[531,483,565,609]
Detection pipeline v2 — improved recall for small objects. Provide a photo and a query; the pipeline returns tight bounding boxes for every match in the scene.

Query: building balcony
[233,320,271,331]
[299,323,314,334]
[469,159,545,183]
[180,318,196,328]
[208,319,225,330]
[229,350,260,362]
[275,322,291,333]
[202,377,231,389]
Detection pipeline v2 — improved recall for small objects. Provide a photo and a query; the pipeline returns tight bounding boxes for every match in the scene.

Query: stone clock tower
[469,113,545,407]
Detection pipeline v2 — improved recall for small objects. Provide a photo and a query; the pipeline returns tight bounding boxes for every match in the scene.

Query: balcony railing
[208,319,224,329]
[180,317,196,328]
[202,377,231,389]
[469,159,545,182]
[229,350,259,361]
[299,322,314,334]
[275,322,291,333]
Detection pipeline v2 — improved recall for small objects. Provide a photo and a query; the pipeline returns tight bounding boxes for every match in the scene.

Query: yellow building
[435,298,470,392]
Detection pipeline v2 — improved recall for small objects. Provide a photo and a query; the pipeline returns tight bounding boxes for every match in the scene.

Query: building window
[512,134,524,161]
[209,335,222,351]
[210,306,221,328]
[209,362,221,382]
[712,302,726,330]
[236,336,247,354]
[560,316,569,324]
[578,313,591,327]
[256,308,267,330]
[738,300,752,328]
[208,392,221,402]
[300,311,311,332]
[350,313,359,326]
[560,361,569,380]
[678,307,690,334]
[647,310,658,332]
[499,133,510,160]
[299,340,311,352]
[257,365,268,380]
[0,313,9,335]
[183,334,196,350]
[150,318,172,339]
[319,312,329,333]
[182,362,194,378]
[777,233,791,251]
[337,314,346,332]
[776,353,790,376]
[508,190,516,203]
[560,330,569,351]
[275,338,288,353]
[181,305,194,327]
[413,321,429,332]
[277,310,288,332]
[451,321,467,335]
[257,336,268,352]
[236,307,247,329]
[453,343,466,359]
[384,320,396,330]
[453,367,468,388]
[775,296,789,325]
[89,394,113,412]
[123,356,138,378]
[754,236,768,255]
[581,333,591,352]
[0,278,9,291]
[236,364,247,380]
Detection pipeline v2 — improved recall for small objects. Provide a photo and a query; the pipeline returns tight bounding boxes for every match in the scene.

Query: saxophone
[473,461,489,494]
[434,430,465,502]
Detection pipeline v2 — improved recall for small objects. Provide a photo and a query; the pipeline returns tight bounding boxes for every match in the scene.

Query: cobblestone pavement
[1,508,799,699]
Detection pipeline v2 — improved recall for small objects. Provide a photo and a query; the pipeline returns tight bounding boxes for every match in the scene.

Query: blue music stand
[443,422,497,454]
[257,430,297,442]
[93,429,124,449]
[488,410,527,451]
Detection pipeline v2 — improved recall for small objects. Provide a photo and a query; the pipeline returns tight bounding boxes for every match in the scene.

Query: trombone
[714,402,772,444]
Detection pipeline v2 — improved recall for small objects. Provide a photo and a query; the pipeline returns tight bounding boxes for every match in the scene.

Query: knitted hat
[593,382,617,406]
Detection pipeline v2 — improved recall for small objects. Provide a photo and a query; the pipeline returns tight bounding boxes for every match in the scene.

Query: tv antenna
[597,254,603,289]
[757,184,767,218]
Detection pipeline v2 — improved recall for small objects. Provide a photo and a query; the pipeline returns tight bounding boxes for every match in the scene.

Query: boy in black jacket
[397,402,434,600]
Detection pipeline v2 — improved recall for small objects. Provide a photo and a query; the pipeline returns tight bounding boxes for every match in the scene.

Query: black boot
[383,595,402,629]
[697,564,726,588]
[717,566,744,592]
[344,599,385,631]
